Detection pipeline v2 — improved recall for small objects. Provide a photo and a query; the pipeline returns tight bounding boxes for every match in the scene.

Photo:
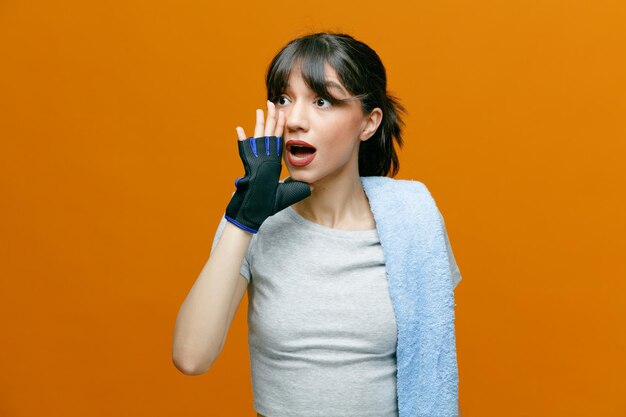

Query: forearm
[172,222,252,374]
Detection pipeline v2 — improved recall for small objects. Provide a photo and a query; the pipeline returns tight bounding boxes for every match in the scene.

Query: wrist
[224,215,258,235]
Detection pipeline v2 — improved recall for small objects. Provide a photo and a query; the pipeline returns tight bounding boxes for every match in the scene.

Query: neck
[291,169,374,230]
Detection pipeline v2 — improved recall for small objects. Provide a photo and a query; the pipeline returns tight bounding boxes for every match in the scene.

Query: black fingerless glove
[225,136,311,233]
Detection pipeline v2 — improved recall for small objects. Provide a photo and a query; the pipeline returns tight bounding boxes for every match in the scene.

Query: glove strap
[224,215,258,234]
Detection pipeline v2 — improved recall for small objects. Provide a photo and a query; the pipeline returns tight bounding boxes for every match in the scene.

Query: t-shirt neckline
[284,206,379,239]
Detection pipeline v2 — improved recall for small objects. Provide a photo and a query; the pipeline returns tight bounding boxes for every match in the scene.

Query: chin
[287,171,315,184]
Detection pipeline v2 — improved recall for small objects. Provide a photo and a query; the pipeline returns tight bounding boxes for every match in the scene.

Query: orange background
[1,0,625,416]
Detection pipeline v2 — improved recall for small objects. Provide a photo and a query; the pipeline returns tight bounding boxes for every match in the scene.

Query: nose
[284,99,310,134]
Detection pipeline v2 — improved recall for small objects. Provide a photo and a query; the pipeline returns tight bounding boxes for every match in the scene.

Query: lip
[285,140,317,151]
[285,140,317,168]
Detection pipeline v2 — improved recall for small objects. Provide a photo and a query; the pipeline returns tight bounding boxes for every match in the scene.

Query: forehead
[286,62,348,95]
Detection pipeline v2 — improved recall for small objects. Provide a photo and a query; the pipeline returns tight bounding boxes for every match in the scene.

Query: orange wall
[1,0,625,416]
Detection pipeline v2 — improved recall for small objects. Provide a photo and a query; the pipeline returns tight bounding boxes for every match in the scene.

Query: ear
[359,108,383,141]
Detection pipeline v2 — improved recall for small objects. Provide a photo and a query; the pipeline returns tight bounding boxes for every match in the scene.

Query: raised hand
[225,101,312,234]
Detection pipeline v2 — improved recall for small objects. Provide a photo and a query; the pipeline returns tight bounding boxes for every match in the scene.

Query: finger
[235,126,246,141]
[253,108,264,138]
[264,100,277,137]
[275,110,285,138]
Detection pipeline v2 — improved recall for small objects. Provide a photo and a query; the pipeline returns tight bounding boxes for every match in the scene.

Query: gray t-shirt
[211,206,461,417]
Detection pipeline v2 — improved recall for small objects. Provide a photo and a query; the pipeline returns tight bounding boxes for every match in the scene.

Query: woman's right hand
[224,100,312,234]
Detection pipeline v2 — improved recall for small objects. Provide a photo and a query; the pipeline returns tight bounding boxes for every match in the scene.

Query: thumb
[274,181,312,213]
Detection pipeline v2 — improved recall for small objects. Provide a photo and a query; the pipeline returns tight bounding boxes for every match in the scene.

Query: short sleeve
[210,215,252,282]
[438,211,462,289]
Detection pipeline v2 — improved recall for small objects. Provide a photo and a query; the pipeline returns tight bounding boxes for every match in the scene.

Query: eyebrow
[325,80,348,95]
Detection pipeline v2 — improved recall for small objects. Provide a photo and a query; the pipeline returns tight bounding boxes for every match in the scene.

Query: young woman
[173,32,462,417]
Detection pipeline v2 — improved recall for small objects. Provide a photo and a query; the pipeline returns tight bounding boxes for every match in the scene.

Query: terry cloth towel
[361,176,459,417]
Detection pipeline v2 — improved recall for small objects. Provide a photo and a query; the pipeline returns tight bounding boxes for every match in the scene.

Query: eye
[276,95,291,106]
[315,98,332,109]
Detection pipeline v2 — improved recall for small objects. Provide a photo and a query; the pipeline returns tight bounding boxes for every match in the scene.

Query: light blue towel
[361,176,459,417]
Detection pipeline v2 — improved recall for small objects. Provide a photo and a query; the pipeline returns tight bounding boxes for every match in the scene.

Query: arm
[172,101,310,375]
[172,222,252,375]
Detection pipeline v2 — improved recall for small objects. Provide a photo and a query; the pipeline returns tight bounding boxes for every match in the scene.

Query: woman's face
[276,63,381,186]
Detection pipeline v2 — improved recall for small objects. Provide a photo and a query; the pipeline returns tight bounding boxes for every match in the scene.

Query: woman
[173,32,462,417]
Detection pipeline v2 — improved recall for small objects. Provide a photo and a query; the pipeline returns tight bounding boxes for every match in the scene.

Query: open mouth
[288,145,316,158]
[286,140,317,158]
[286,140,317,167]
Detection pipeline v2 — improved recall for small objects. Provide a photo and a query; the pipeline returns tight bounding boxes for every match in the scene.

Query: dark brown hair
[265,32,406,177]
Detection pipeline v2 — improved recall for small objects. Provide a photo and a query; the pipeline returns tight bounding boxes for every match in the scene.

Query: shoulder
[256,206,300,238]
[360,176,434,199]
[361,176,441,227]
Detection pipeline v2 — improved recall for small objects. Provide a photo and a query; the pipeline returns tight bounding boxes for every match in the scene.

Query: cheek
[320,122,359,156]
[317,115,362,148]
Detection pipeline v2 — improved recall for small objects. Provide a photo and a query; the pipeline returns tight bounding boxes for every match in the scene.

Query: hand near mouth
[225,101,313,234]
